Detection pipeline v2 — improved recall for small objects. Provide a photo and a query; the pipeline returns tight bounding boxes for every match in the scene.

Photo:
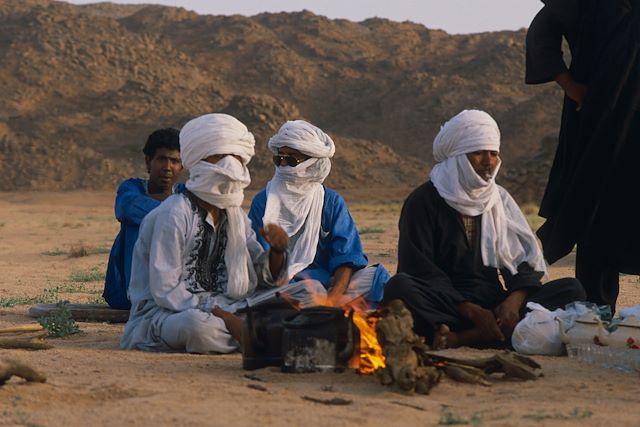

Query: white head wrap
[430,110,547,276]
[180,113,257,299]
[263,120,335,279]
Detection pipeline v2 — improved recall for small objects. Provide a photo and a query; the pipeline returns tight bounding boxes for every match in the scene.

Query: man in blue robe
[248,120,389,308]
[103,128,185,309]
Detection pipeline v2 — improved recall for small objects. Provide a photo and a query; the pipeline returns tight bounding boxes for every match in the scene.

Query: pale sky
[66,0,544,34]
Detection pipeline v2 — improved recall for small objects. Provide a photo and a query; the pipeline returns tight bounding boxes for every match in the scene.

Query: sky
[66,0,544,34]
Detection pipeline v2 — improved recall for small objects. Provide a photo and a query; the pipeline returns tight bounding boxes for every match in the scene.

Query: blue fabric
[103,178,186,309]
[248,187,389,302]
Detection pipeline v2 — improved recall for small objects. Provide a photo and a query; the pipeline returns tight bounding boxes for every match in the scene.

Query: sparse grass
[87,294,106,305]
[522,407,592,422]
[41,245,111,258]
[37,300,80,338]
[2,397,45,427]
[359,226,386,235]
[69,266,105,283]
[0,280,104,307]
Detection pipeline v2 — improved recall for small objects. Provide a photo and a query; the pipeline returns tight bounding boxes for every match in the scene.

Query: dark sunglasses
[272,155,308,167]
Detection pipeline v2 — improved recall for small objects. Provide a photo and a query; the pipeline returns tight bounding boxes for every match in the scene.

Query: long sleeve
[501,263,544,294]
[397,188,467,304]
[325,192,368,274]
[115,179,160,226]
[247,190,269,250]
[147,207,199,312]
[244,214,289,289]
[525,6,569,84]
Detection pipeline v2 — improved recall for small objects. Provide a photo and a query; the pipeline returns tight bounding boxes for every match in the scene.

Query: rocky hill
[0,0,561,201]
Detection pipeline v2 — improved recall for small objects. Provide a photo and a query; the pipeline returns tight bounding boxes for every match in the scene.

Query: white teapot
[556,313,609,346]
[597,315,640,349]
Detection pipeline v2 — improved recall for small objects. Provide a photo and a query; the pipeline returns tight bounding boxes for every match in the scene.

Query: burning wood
[373,300,543,394]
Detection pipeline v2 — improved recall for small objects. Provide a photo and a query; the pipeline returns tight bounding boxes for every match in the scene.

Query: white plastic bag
[620,304,640,320]
[512,302,566,355]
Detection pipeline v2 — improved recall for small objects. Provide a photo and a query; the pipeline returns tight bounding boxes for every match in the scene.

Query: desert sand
[0,190,639,427]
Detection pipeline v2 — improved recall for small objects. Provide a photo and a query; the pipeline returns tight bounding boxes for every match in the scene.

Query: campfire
[241,297,542,395]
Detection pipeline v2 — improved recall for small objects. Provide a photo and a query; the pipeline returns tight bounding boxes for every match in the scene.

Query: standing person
[383,110,585,348]
[248,120,389,308]
[526,0,640,311]
[120,113,289,354]
[103,128,185,310]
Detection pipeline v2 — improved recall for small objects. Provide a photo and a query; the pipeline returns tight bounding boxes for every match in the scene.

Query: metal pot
[281,307,359,373]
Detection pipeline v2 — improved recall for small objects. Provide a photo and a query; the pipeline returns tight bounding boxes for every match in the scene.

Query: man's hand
[457,301,505,342]
[261,224,288,281]
[260,224,288,254]
[493,290,527,338]
[325,266,354,306]
[555,72,588,111]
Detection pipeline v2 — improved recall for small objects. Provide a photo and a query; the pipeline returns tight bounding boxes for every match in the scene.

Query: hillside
[0,0,561,201]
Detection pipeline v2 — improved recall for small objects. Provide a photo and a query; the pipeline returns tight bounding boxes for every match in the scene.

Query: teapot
[597,315,640,349]
[556,313,609,346]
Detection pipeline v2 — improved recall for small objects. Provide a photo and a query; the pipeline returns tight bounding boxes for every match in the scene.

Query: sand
[0,191,639,427]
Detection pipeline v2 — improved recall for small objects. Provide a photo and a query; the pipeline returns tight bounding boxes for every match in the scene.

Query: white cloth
[180,113,256,299]
[263,120,335,279]
[120,194,279,353]
[430,110,547,276]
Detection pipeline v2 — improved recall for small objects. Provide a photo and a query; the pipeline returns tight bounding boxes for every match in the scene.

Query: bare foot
[212,307,243,344]
[432,324,460,349]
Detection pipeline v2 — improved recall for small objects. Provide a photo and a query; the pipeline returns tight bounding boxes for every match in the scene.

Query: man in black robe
[383,110,585,348]
[526,0,640,311]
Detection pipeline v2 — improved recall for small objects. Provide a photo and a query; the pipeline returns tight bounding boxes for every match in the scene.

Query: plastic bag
[619,304,640,320]
[512,301,604,355]
[512,302,566,355]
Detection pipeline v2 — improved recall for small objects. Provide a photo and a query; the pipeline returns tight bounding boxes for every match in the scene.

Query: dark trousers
[575,242,620,313]
[382,274,586,342]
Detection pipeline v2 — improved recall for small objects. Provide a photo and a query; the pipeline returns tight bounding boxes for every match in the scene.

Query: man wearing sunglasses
[249,120,389,308]
[121,114,289,354]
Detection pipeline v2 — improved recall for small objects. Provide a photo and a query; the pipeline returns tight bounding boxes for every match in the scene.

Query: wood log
[0,358,46,385]
[0,324,44,334]
[28,303,130,323]
[0,332,52,350]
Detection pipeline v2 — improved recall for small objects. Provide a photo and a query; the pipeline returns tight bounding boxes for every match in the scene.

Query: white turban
[263,120,335,280]
[433,110,500,162]
[430,110,547,276]
[180,113,257,300]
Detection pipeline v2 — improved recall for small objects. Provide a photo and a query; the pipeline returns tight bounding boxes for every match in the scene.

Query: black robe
[526,0,640,271]
[383,182,585,341]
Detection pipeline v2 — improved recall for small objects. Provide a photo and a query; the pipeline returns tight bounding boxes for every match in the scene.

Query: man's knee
[552,277,587,301]
[382,273,416,302]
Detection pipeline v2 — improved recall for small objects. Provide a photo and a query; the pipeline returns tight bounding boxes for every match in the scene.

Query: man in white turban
[121,113,289,354]
[248,120,389,308]
[383,110,585,349]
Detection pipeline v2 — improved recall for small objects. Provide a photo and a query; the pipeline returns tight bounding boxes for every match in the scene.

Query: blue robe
[248,187,389,303]
[103,178,185,309]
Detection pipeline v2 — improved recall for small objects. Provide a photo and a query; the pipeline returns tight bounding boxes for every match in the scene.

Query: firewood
[0,324,44,334]
[0,358,46,385]
[445,365,492,387]
[0,332,52,350]
[301,396,352,405]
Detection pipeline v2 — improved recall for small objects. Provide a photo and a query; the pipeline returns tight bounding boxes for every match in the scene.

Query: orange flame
[278,287,386,375]
[351,311,386,375]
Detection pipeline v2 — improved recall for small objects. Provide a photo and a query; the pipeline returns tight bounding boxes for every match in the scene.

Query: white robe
[120,193,280,353]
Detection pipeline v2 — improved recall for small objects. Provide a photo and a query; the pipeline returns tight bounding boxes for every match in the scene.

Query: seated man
[249,120,389,308]
[104,128,185,309]
[121,113,289,354]
[383,110,585,349]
